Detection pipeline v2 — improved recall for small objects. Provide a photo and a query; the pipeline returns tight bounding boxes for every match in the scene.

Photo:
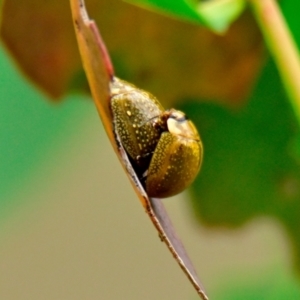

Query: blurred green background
[2,0,300,299]
[1,41,300,299]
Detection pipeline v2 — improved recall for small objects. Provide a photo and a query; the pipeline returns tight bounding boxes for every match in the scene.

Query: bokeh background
[2,0,300,299]
[1,43,300,300]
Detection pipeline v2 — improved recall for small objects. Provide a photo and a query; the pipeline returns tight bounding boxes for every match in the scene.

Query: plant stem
[249,0,300,122]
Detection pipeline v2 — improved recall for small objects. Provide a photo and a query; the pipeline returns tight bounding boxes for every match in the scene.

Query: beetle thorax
[160,110,200,141]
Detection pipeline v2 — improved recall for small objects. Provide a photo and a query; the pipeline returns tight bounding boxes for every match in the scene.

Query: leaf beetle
[110,77,203,198]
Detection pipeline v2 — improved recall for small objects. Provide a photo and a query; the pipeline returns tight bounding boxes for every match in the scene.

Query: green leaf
[280,0,300,161]
[181,58,300,268]
[125,0,246,33]
[198,0,246,32]
[280,0,300,45]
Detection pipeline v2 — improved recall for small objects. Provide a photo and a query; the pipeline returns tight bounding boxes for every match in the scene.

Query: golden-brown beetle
[110,77,203,198]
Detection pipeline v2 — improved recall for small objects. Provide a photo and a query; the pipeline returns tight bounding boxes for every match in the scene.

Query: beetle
[110,77,203,198]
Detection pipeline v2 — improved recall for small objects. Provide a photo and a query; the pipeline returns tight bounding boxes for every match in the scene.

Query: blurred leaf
[280,0,300,162]
[198,0,246,33]
[125,0,246,33]
[280,0,300,47]
[174,0,300,272]
[0,0,264,106]
[183,58,300,268]
[0,0,84,98]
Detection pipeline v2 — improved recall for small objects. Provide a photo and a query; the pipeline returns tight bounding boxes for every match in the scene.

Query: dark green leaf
[182,59,300,268]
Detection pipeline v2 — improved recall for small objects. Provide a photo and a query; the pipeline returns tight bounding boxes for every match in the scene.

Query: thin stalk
[249,0,300,122]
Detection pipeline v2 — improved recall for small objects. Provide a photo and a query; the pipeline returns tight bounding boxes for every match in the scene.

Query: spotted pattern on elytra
[146,133,202,198]
[110,77,203,198]
[111,85,163,167]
